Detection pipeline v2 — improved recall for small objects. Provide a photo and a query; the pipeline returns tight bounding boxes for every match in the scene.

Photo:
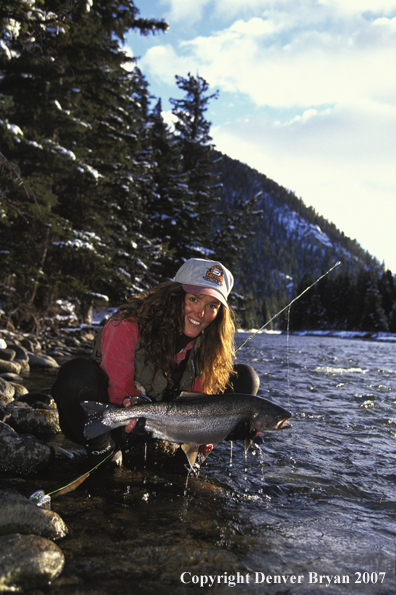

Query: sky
[125,0,396,274]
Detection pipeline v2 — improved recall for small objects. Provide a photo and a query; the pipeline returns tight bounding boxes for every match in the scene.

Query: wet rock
[5,401,61,436]
[28,353,60,368]
[7,343,30,363]
[0,349,16,362]
[0,533,65,592]
[0,378,15,406]
[21,337,41,352]
[16,392,55,408]
[0,359,21,375]
[65,336,82,348]
[0,421,53,474]
[0,489,68,540]
[0,403,9,423]
[47,349,67,358]
[9,383,28,398]
[0,373,25,384]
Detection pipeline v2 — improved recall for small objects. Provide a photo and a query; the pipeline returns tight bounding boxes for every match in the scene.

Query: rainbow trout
[82,392,292,467]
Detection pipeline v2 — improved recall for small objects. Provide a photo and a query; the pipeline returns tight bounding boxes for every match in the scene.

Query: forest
[1,0,395,334]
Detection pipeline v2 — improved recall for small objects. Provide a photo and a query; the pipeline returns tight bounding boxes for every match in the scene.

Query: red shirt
[100,318,202,405]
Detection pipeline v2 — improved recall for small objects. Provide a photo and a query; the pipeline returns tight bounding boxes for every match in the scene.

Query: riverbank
[1,323,396,592]
[0,326,95,592]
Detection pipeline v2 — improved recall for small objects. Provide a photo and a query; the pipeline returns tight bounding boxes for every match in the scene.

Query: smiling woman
[184,293,221,338]
[51,258,260,468]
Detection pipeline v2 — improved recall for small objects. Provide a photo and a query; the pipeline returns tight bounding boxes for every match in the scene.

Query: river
[24,332,396,594]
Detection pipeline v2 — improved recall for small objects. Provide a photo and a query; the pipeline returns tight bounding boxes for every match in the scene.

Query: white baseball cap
[173,258,234,308]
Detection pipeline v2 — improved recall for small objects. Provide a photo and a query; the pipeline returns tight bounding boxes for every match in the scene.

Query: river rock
[0,374,25,384]
[0,421,53,474]
[0,533,65,591]
[9,383,28,398]
[5,401,61,435]
[0,404,9,423]
[0,359,21,375]
[21,337,41,352]
[0,378,14,406]
[7,343,30,362]
[0,339,6,350]
[28,353,60,368]
[16,392,56,407]
[0,349,16,362]
[0,489,68,540]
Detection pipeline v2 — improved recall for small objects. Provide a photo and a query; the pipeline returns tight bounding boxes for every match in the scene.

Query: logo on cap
[204,265,224,287]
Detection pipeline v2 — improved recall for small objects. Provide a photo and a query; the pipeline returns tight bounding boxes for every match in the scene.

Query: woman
[52,258,259,467]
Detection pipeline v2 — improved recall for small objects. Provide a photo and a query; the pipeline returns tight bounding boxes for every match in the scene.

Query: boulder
[0,489,68,540]
[0,378,14,406]
[0,349,16,362]
[0,422,53,474]
[28,353,60,368]
[0,533,65,592]
[0,360,21,375]
[5,401,61,436]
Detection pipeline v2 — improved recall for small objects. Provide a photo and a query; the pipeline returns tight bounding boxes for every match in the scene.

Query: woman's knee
[52,358,109,405]
[231,363,260,395]
[51,358,110,445]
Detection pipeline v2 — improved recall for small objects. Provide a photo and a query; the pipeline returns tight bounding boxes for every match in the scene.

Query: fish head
[250,399,292,434]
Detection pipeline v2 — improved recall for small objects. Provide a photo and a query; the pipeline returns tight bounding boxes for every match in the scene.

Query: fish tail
[81,401,112,440]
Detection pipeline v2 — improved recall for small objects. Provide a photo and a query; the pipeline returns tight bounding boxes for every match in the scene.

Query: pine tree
[141,98,193,279]
[359,273,389,332]
[170,73,219,257]
[0,0,168,328]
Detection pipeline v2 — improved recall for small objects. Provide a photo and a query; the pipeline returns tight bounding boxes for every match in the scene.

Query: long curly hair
[111,281,236,394]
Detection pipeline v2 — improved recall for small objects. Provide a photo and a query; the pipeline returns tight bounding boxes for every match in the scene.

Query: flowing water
[23,333,396,594]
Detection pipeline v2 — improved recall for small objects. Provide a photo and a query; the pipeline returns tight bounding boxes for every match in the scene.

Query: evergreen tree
[170,73,220,257]
[0,0,167,328]
[378,270,395,319]
[211,191,263,277]
[358,272,389,332]
[142,98,193,279]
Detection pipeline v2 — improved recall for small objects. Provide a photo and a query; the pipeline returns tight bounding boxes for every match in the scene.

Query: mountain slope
[215,152,382,327]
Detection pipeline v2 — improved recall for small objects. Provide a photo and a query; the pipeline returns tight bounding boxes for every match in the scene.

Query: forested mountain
[1,0,395,333]
[214,153,395,331]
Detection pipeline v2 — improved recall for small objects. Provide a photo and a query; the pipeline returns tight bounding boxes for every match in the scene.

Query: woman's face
[184,292,221,338]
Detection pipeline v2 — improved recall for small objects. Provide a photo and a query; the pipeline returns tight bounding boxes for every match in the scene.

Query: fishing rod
[28,261,341,505]
[236,261,341,352]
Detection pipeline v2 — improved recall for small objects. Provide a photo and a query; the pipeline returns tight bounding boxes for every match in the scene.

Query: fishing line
[286,305,291,405]
[236,261,341,352]
[29,451,114,506]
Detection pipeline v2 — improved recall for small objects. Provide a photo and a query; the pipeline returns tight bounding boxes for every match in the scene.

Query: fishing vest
[91,326,200,402]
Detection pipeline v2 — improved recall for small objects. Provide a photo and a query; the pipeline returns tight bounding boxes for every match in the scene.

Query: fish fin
[128,395,151,405]
[81,401,112,440]
[174,390,208,401]
[244,437,253,451]
[181,443,200,469]
[134,381,147,397]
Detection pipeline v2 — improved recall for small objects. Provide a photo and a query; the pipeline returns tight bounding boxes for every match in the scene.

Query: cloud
[140,44,193,85]
[213,0,396,18]
[160,0,212,24]
[211,102,396,269]
[134,0,396,271]
[140,7,396,112]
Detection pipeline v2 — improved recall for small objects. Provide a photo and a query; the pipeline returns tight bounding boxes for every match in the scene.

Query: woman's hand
[122,397,137,433]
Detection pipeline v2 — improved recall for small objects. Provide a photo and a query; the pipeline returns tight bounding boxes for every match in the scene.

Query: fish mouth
[275,417,292,430]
